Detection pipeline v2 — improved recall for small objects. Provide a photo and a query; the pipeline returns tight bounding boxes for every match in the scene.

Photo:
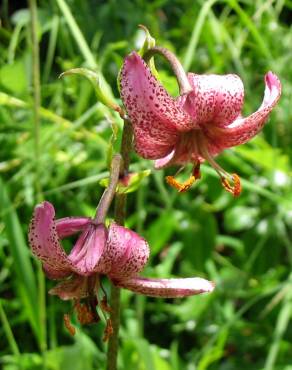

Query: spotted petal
[28,201,74,279]
[134,138,175,160]
[179,73,244,128]
[120,52,193,159]
[207,72,281,148]
[101,223,150,279]
[115,277,215,298]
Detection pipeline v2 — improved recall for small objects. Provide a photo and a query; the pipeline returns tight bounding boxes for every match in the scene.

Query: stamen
[100,296,112,313]
[64,314,76,336]
[166,175,196,193]
[193,162,201,179]
[221,174,242,197]
[74,299,100,325]
[102,319,113,342]
[165,162,201,193]
[232,173,242,197]
[199,144,242,197]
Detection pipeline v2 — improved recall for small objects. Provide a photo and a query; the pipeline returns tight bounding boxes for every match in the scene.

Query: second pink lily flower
[29,201,214,301]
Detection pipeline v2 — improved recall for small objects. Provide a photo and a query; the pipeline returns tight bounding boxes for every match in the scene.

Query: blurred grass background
[1,0,292,369]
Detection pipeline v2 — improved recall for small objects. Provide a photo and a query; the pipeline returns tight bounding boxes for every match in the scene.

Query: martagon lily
[28,201,214,337]
[120,49,281,195]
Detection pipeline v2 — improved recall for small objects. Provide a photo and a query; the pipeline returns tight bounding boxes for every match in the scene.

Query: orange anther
[232,173,241,197]
[166,175,196,193]
[64,314,76,336]
[102,319,114,342]
[166,176,182,191]
[221,174,241,197]
[74,300,100,325]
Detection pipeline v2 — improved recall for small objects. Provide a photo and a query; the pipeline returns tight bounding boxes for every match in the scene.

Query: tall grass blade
[183,0,218,71]
[0,178,40,345]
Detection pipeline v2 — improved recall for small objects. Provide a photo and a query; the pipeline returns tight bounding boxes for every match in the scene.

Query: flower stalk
[106,119,133,370]
[143,46,192,95]
[28,0,47,360]
[94,154,122,224]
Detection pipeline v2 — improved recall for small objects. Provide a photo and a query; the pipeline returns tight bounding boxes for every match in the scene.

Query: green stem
[135,182,146,337]
[28,0,42,201]
[0,300,21,357]
[94,154,122,223]
[28,0,47,359]
[106,120,133,370]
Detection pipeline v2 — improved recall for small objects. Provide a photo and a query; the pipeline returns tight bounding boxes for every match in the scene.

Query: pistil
[200,144,242,197]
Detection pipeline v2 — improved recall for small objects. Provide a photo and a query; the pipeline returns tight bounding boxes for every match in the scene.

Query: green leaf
[0,178,40,344]
[60,68,120,112]
[46,332,101,370]
[134,339,156,370]
[138,25,156,56]
[0,59,27,94]
[99,170,151,194]
[145,210,182,256]
[225,206,259,232]
[138,25,159,79]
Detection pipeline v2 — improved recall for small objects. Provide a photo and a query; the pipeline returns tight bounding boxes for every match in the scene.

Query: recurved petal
[104,223,150,279]
[56,217,91,239]
[207,72,281,148]
[180,73,244,128]
[120,52,192,158]
[68,224,107,275]
[114,276,215,298]
[28,201,73,279]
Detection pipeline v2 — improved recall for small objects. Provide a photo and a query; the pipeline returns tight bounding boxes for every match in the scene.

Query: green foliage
[1,0,292,369]
[99,170,151,194]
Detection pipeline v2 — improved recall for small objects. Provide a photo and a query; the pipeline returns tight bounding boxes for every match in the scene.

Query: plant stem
[28,0,47,359]
[28,0,42,202]
[143,46,192,95]
[94,154,122,224]
[135,184,146,337]
[106,119,132,370]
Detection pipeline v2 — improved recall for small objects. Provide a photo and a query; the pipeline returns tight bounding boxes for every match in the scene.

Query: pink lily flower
[28,201,214,332]
[120,52,281,195]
